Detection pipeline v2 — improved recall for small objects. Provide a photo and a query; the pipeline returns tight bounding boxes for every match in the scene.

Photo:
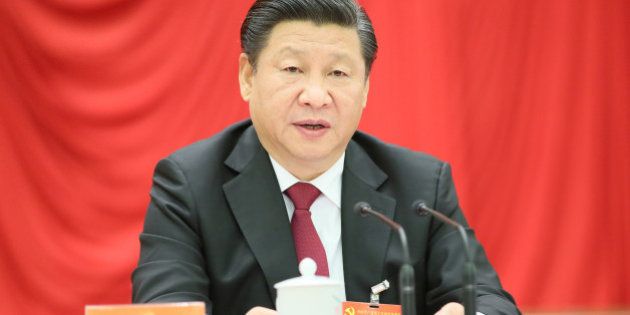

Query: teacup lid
[274,258,341,289]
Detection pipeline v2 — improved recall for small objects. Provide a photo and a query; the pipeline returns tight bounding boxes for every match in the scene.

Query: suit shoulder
[163,119,252,170]
[351,130,446,175]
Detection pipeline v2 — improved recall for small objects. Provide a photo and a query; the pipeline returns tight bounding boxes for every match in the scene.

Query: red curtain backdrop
[1,1,628,314]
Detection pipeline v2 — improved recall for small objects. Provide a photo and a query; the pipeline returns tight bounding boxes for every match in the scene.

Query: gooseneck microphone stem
[354,202,416,315]
[414,201,476,315]
[415,205,472,263]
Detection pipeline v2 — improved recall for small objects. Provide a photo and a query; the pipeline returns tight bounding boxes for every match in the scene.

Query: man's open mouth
[299,123,326,130]
[294,120,331,131]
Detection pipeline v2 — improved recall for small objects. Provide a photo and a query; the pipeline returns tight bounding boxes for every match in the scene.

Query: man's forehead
[274,45,355,61]
[264,21,362,56]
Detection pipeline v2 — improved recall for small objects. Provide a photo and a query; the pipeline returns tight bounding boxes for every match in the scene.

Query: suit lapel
[223,126,299,304]
[341,140,396,302]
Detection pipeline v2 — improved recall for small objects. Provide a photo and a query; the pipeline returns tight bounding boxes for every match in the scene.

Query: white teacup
[275,258,344,315]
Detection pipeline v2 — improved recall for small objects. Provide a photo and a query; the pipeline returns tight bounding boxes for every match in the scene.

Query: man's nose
[298,77,332,108]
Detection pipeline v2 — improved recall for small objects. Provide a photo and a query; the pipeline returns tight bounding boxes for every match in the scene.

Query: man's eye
[284,66,301,73]
[331,70,347,77]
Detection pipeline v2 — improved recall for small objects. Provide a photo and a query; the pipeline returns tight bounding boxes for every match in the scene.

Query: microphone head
[353,201,371,217]
[412,200,429,216]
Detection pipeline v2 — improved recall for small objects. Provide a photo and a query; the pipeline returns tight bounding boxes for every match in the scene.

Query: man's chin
[291,149,342,167]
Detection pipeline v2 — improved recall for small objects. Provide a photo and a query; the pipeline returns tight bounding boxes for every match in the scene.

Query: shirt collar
[269,153,345,208]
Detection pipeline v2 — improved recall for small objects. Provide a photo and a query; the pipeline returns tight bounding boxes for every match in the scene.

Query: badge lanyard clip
[369,280,390,307]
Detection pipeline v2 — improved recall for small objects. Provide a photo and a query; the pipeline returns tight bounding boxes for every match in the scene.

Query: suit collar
[224,124,260,173]
[344,139,388,189]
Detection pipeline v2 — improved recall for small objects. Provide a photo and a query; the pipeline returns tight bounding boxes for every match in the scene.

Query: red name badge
[342,301,401,315]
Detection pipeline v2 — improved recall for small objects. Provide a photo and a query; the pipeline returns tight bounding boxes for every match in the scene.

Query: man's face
[239,20,369,178]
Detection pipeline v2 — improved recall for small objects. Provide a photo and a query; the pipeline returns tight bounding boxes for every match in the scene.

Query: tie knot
[285,183,321,211]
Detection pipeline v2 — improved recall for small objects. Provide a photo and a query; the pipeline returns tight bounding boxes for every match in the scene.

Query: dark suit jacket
[132,120,519,315]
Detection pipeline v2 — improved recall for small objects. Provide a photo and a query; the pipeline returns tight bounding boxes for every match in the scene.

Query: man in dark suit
[132,1,520,315]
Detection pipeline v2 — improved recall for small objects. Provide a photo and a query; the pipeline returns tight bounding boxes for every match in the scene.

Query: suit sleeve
[132,157,212,309]
[424,162,520,315]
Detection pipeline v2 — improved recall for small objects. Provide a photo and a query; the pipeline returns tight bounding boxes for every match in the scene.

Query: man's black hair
[240,0,378,75]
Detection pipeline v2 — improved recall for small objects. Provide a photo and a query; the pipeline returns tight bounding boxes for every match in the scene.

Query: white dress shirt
[269,154,346,302]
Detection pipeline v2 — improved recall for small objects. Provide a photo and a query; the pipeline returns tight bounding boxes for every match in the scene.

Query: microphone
[412,201,477,315]
[354,202,416,315]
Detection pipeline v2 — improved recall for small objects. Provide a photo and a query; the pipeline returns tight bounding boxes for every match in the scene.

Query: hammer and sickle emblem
[344,307,356,315]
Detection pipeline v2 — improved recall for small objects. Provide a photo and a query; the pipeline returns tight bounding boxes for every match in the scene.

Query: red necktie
[285,183,329,277]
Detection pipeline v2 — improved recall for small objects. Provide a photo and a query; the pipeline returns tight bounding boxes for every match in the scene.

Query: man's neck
[268,153,343,181]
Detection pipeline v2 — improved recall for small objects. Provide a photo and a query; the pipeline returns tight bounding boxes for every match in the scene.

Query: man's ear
[238,53,254,101]
[361,77,370,109]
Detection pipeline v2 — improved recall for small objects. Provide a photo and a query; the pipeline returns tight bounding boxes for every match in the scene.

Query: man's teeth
[302,124,323,130]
